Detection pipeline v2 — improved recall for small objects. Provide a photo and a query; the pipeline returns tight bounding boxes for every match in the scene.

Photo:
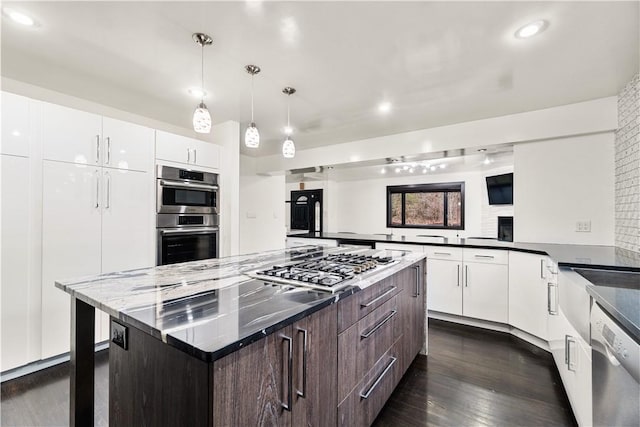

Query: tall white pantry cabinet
[1,92,155,369]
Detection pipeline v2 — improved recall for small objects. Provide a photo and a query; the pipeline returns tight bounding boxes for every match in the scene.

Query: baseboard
[428,311,550,352]
[0,341,109,383]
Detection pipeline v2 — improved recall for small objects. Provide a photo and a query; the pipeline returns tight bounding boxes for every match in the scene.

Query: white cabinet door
[427,259,462,315]
[1,92,31,157]
[41,161,102,358]
[42,102,102,165]
[462,262,508,323]
[573,338,593,427]
[101,169,153,273]
[102,117,154,173]
[508,252,550,340]
[1,155,33,370]
[156,130,220,169]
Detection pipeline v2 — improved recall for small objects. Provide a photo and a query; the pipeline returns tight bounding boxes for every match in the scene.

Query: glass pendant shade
[244,122,260,148]
[193,102,211,134]
[282,136,295,158]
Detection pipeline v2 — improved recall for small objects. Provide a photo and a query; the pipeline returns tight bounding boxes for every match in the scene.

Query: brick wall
[615,73,640,252]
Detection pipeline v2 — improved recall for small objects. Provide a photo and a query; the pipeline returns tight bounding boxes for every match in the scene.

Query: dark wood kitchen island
[56,246,426,427]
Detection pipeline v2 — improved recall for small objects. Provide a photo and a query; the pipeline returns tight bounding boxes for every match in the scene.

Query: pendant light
[192,33,213,134]
[282,87,296,158]
[244,65,261,148]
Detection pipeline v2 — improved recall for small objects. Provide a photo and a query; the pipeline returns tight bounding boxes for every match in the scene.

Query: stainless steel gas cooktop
[250,252,396,293]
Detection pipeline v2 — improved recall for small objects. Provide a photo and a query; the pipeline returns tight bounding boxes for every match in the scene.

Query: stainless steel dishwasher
[591,302,640,426]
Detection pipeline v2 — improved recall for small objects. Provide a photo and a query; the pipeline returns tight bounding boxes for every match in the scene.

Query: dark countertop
[288,232,640,272]
[576,269,640,343]
[56,246,425,362]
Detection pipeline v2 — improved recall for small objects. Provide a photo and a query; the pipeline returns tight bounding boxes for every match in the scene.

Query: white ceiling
[2,1,638,157]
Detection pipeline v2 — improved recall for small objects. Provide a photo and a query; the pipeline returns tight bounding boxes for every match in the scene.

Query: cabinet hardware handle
[457,264,461,287]
[94,170,100,208]
[361,310,397,339]
[297,328,308,398]
[158,179,219,191]
[282,335,293,411]
[547,283,558,315]
[434,252,451,256]
[105,137,111,165]
[187,148,191,163]
[194,149,197,164]
[474,255,495,259]
[105,172,111,209]
[565,335,577,372]
[465,265,469,287]
[540,259,545,279]
[95,135,100,164]
[360,286,397,308]
[360,356,397,399]
[413,266,420,297]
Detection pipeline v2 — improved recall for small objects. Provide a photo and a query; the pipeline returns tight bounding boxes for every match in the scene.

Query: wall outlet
[575,221,591,232]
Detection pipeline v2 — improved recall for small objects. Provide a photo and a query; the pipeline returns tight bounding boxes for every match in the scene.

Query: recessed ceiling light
[395,167,401,173]
[326,166,334,170]
[483,157,491,165]
[409,168,414,173]
[439,164,446,169]
[3,8,35,26]
[477,148,487,152]
[515,20,548,39]
[188,87,207,98]
[430,166,436,171]
[403,165,409,170]
[380,168,386,174]
[378,101,392,114]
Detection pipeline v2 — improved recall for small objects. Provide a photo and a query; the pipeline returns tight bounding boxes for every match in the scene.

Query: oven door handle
[159,227,219,235]
[159,179,219,191]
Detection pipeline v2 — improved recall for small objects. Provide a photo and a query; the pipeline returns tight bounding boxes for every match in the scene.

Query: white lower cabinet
[426,247,508,324]
[508,252,552,340]
[41,160,153,359]
[548,307,592,426]
[1,155,38,371]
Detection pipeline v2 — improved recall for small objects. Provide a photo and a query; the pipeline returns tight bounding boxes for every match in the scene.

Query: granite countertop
[288,232,640,271]
[575,269,640,342]
[56,246,426,362]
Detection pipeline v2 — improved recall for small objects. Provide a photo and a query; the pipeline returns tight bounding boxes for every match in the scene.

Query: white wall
[239,156,286,254]
[514,133,615,245]
[327,167,512,239]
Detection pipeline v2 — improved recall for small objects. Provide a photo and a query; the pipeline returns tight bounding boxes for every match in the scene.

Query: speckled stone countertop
[288,232,640,272]
[56,246,426,362]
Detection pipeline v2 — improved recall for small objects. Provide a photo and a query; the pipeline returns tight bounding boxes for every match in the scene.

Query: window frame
[386,182,465,230]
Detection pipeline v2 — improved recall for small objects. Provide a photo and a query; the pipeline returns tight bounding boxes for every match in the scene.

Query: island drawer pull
[296,328,308,398]
[360,357,397,399]
[282,335,293,411]
[413,265,420,297]
[360,286,397,308]
[361,310,397,339]
[547,283,558,315]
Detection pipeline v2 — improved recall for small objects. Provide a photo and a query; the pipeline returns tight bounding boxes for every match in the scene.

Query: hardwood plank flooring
[1,320,576,426]
[373,319,577,427]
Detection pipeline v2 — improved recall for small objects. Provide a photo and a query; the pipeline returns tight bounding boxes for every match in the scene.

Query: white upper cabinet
[1,92,32,157]
[102,117,154,172]
[42,102,102,165]
[156,130,220,170]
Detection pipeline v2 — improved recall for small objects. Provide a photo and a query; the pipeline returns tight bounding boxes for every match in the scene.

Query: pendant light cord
[201,43,204,104]
[251,74,255,122]
[287,95,290,128]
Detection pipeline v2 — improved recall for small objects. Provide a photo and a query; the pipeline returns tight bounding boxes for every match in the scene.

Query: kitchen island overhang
[56,246,427,426]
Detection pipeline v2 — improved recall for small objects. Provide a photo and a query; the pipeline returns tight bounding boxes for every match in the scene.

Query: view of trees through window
[387,183,464,229]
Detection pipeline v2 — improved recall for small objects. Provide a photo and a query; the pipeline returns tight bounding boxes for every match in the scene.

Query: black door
[290,190,323,232]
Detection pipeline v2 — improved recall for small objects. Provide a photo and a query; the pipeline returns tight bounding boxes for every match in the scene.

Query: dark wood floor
[1,320,576,426]
[373,319,577,427]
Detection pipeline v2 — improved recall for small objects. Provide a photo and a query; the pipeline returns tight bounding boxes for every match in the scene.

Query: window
[386,182,465,229]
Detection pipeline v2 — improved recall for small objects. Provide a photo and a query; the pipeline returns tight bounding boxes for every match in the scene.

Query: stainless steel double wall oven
[156,165,219,265]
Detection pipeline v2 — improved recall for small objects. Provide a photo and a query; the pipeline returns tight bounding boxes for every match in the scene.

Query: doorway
[290,189,323,232]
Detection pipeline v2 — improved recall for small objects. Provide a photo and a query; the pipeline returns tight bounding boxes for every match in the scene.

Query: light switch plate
[575,221,591,232]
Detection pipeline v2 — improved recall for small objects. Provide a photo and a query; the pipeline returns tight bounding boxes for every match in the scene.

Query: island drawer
[338,295,401,402]
[338,338,402,427]
[338,272,402,332]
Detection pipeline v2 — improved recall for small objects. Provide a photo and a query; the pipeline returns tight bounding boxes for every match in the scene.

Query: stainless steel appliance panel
[156,165,218,214]
[591,303,640,427]
[157,226,219,265]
